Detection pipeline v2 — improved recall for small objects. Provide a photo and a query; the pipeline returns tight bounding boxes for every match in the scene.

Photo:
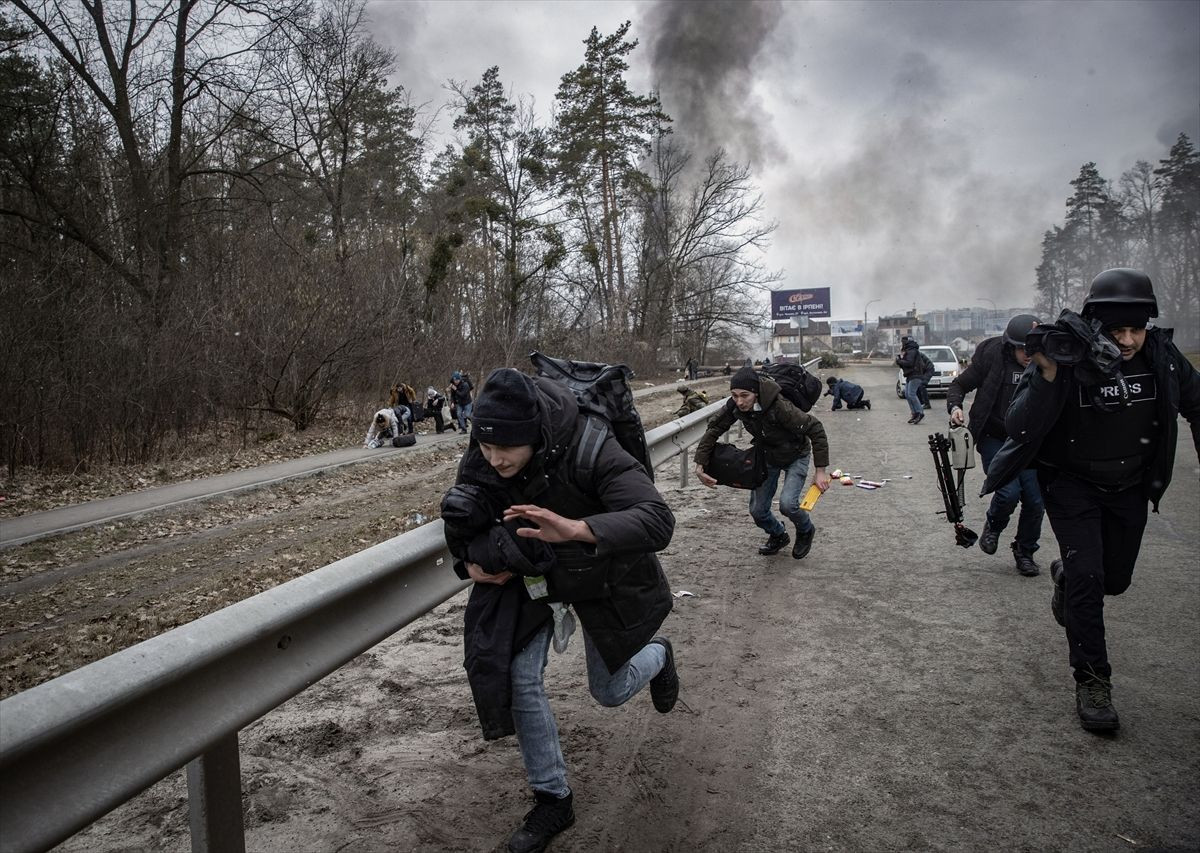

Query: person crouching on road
[983,269,1200,733]
[824,376,871,411]
[674,384,709,418]
[947,314,1045,577]
[692,366,831,559]
[442,367,679,853]
[363,408,399,448]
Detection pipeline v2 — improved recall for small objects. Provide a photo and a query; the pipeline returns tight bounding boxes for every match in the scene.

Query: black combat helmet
[1003,313,1039,347]
[1082,268,1158,318]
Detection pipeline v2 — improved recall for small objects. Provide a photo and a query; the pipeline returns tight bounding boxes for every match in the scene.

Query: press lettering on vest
[1010,371,1022,385]
[1079,374,1156,408]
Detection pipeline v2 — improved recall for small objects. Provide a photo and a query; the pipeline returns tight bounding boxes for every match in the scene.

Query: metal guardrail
[0,399,726,853]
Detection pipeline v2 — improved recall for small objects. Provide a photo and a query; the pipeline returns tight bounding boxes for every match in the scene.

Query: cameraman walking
[947,314,1044,576]
[985,270,1200,732]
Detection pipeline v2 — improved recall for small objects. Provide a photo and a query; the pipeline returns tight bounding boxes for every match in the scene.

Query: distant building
[923,305,1034,341]
[877,311,927,352]
[768,319,832,360]
[950,336,976,356]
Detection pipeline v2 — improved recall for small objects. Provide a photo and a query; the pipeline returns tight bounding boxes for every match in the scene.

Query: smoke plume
[643,0,788,170]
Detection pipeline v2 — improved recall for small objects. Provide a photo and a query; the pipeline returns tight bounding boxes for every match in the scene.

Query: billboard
[830,319,865,337]
[771,287,831,319]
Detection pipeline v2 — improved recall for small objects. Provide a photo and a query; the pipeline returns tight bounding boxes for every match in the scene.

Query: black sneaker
[1012,545,1040,576]
[863,399,871,410]
[912,412,924,425]
[648,637,679,713]
[979,518,999,555]
[792,525,816,559]
[1050,559,1066,627]
[508,790,576,853]
[923,403,932,410]
[758,530,790,555]
[1075,673,1120,732]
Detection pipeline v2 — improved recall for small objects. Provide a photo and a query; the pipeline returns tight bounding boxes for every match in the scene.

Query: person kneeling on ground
[824,376,871,411]
[693,366,831,559]
[443,367,679,853]
[674,384,709,418]
[363,408,399,448]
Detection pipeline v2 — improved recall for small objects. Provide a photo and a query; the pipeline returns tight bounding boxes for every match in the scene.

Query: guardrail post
[186,733,246,853]
[680,449,689,487]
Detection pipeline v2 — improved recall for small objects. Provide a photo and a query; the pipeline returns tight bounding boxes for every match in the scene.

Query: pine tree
[554,22,670,336]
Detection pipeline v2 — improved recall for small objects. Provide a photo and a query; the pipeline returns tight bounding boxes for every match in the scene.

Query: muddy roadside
[46,365,1200,853]
[0,376,729,698]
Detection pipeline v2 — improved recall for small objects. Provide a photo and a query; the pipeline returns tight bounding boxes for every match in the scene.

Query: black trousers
[1040,471,1148,681]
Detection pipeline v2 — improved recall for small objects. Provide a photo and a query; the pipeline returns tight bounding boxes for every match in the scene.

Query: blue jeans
[456,401,473,432]
[978,435,1044,555]
[510,622,666,797]
[749,454,815,537]
[904,378,924,415]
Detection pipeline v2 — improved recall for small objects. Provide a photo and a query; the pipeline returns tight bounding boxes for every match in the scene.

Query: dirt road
[45,364,1200,852]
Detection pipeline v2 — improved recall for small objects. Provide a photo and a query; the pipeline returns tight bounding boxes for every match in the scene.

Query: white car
[895,345,962,398]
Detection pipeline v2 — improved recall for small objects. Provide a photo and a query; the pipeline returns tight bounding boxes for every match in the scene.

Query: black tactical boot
[1050,559,1066,627]
[508,790,576,853]
[863,399,871,410]
[1075,672,1120,732]
[979,518,999,555]
[1012,544,1040,576]
[758,530,790,555]
[648,637,679,713]
[792,525,816,559]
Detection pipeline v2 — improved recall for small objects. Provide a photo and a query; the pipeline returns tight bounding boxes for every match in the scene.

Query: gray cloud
[643,0,788,169]
[774,50,1043,315]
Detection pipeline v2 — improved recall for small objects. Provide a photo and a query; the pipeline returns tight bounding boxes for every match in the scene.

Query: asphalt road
[56,363,1200,853]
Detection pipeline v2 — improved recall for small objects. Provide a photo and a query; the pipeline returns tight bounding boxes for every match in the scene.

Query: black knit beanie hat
[1087,302,1152,331]
[471,368,541,446]
[730,365,760,394]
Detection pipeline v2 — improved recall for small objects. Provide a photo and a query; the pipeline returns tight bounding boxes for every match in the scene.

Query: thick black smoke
[643,0,787,169]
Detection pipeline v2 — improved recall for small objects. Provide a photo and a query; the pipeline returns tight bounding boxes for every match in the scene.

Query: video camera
[1023,309,1122,378]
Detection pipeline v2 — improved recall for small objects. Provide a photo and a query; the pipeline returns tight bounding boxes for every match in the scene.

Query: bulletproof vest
[1040,350,1158,488]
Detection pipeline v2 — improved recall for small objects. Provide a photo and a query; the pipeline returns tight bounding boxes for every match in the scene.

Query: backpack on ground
[759,362,823,412]
[391,433,416,448]
[529,351,654,482]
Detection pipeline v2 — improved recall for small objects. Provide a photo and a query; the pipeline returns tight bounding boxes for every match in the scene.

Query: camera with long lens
[1023,310,1122,377]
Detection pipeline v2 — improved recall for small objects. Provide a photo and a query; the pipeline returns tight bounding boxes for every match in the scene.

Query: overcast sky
[367,0,1200,322]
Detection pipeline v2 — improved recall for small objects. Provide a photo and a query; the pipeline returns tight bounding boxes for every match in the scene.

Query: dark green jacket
[693,377,830,469]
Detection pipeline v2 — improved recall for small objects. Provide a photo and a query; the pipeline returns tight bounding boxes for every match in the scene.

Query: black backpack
[759,362,823,412]
[530,351,654,481]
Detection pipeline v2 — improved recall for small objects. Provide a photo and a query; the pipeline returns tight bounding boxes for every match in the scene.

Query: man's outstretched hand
[504,504,597,544]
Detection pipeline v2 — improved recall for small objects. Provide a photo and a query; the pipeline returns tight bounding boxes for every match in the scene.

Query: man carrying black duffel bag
[692,366,831,559]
